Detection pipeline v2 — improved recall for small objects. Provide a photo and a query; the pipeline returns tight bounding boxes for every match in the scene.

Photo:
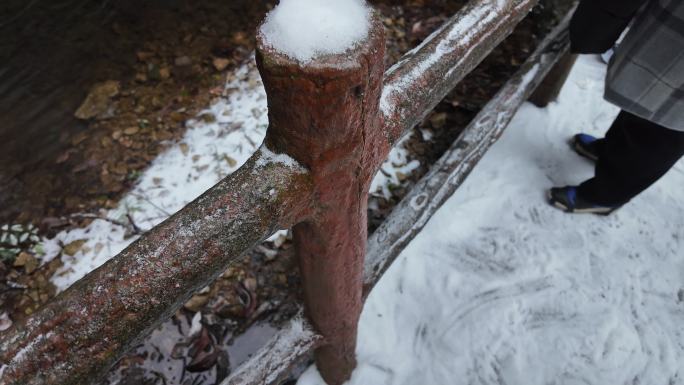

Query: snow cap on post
[259,0,371,63]
[256,0,387,169]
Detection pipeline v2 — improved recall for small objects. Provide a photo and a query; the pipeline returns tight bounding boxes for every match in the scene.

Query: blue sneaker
[571,133,602,162]
[547,186,621,215]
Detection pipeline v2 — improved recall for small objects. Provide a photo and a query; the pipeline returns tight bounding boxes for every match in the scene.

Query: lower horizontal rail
[220,10,573,385]
[364,11,573,292]
[222,310,322,385]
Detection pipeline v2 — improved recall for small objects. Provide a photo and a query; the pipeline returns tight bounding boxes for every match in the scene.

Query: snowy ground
[299,55,684,385]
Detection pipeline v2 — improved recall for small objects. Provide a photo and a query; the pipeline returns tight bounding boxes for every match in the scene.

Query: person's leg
[578,110,684,206]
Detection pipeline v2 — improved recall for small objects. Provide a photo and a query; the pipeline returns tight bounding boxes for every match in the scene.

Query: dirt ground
[0,0,566,383]
[0,0,269,224]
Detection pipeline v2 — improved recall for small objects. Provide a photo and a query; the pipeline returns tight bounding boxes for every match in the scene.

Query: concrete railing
[0,1,575,384]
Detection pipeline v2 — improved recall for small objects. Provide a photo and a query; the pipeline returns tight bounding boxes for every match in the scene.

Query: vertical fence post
[256,12,386,385]
[529,52,577,107]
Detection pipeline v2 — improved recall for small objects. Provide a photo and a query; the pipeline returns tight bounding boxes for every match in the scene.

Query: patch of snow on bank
[300,56,684,385]
[369,132,420,200]
[260,0,370,63]
[43,60,270,291]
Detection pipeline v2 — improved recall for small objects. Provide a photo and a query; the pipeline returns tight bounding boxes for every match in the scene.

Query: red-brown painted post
[256,12,386,385]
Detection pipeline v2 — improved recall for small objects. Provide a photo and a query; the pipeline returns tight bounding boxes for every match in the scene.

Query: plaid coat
[604,0,684,131]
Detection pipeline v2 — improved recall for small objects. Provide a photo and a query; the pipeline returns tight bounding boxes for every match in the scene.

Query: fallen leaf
[223,155,237,167]
[136,51,154,62]
[175,56,192,67]
[71,132,89,146]
[159,67,171,80]
[212,57,230,72]
[0,312,12,331]
[186,328,220,372]
[200,113,216,123]
[13,252,30,267]
[63,239,87,256]
[110,163,128,175]
[123,126,139,135]
[14,252,39,274]
[180,143,189,156]
[429,112,448,128]
[100,136,113,148]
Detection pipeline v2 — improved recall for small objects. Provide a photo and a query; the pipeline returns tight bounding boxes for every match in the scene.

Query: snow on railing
[0,1,575,385]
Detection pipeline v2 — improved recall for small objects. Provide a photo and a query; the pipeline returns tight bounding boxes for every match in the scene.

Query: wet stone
[184,293,211,313]
[159,67,171,80]
[123,126,140,135]
[213,57,231,71]
[74,80,121,120]
[174,56,192,67]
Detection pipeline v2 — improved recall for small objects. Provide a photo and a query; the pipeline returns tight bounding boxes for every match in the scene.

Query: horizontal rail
[0,148,314,385]
[381,0,538,145]
[220,8,573,385]
[365,11,572,292]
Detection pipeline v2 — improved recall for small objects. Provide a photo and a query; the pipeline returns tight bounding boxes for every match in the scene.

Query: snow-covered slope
[299,55,684,385]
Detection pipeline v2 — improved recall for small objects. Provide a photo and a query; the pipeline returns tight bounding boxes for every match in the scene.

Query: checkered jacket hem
[605,0,684,131]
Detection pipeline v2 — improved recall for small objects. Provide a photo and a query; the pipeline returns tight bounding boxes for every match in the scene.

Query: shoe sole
[570,138,599,162]
[546,190,617,216]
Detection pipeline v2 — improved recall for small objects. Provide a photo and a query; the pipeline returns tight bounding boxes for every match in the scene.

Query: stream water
[0,0,132,178]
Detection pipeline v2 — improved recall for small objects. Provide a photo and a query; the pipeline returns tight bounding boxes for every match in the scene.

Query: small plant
[0,223,40,263]
[137,118,150,129]
[127,169,143,181]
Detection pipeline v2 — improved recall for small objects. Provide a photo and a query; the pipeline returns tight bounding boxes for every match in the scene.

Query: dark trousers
[578,110,684,206]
